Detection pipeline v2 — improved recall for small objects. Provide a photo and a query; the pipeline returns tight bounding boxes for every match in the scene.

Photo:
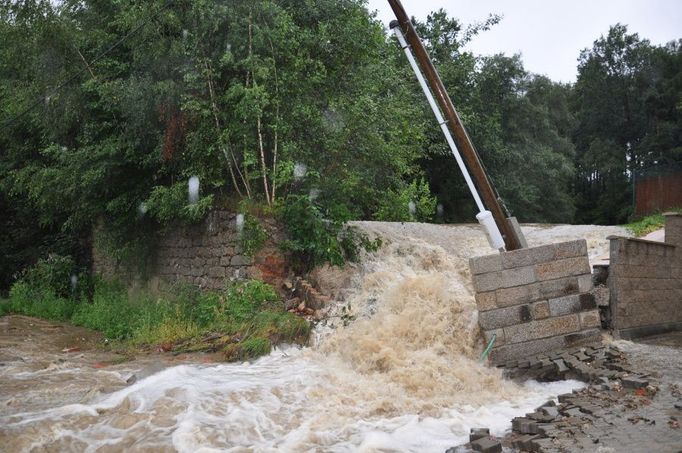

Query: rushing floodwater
[0,223,628,452]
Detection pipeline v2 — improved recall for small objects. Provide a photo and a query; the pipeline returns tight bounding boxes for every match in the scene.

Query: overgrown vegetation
[239,212,269,257]
[146,182,214,225]
[374,179,436,222]
[0,1,680,291]
[625,208,682,237]
[2,257,309,361]
[279,195,381,270]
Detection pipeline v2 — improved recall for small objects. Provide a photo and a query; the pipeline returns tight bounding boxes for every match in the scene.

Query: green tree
[572,24,656,223]
[411,11,576,222]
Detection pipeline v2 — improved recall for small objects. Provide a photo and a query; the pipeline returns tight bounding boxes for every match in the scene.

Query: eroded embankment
[0,223,627,452]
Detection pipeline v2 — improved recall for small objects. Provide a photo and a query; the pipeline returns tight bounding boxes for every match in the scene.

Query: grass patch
[6,281,76,321]
[625,208,682,237]
[4,270,310,362]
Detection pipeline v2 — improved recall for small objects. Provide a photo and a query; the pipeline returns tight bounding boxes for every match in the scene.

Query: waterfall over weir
[0,222,628,452]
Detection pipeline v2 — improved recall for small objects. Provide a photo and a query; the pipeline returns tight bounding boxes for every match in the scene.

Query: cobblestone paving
[448,334,682,452]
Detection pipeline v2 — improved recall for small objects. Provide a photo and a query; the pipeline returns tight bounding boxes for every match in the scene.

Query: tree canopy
[1,1,680,289]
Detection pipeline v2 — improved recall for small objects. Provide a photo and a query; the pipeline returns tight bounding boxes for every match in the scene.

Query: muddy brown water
[0,316,202,417]
[0,223,630,452]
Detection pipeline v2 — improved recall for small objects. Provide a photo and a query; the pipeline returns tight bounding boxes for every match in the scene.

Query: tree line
[1,0,680,289]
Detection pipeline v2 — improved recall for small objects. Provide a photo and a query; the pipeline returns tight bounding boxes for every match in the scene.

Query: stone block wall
[470,240,601,364]
[93,210,290,291]
[607,213,682,339]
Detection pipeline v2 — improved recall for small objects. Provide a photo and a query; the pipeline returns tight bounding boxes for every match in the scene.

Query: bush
[19,254,79,299]
[374,179,436,222]
[7,281,74,321]
[239,213,268,257]
[71,280,142,339]
[278,195,381,269]
[145,182,213,224]
[4,254,85,320]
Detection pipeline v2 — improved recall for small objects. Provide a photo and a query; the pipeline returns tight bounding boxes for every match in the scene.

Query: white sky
[366,0,682,82]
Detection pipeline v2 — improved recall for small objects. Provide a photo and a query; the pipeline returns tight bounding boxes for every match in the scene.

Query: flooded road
[0,223,626,452]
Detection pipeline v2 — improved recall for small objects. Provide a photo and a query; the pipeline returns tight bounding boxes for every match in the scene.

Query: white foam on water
[0,223,621,451]
[0,348,583,452]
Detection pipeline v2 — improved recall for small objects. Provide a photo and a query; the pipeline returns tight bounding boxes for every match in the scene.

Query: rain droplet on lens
[188,176,200,204]
[293,163,307,181]
[437,203,444,217]
[408,201,416,217]
[236,214,245,234]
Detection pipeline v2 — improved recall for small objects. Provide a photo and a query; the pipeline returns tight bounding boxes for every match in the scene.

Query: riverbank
[1,277,310,362]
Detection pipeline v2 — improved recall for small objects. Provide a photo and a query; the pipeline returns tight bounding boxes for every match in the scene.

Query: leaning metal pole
[387,0,522,251]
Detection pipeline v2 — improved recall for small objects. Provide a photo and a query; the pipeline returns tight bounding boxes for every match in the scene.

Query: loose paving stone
[622,376,649,389]
[557,393,574,403]
[537,424,561,437]
[512,434,538,450]
[552,358,568,374]
[578,404,600,415]
[563,407,583,417]
[469,428,490,442]
[528,411,556,423]
[572,351,591,361]
[529,437,556,452]
[515,417,539,434]
[470,437,502,453]
[540,406,559,418]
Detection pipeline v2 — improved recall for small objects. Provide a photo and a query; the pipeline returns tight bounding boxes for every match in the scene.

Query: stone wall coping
[606,235,676,248]
[470,239,587,275]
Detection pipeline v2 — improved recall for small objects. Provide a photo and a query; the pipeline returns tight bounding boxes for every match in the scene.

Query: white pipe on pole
[393,26,485,213]
[393,26,505,250]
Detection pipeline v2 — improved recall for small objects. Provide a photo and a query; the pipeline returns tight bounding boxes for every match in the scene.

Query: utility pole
[387,0,522,251]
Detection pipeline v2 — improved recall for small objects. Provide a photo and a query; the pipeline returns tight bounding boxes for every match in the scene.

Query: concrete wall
[608,213,682,339]
[93,210,289,291]
[470,240,601,364]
